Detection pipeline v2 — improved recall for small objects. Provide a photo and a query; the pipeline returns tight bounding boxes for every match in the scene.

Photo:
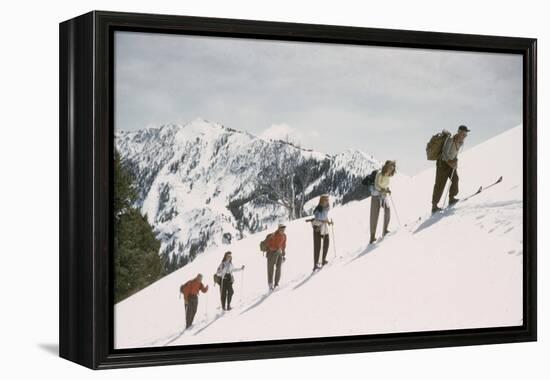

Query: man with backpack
[180,274,209,329]
[264,224,287,291]
[430,125,470,213]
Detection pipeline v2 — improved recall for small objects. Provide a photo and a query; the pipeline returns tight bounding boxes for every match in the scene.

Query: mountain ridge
[116,118,381,272]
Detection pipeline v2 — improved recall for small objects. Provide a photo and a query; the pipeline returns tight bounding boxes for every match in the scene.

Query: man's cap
[278,223,286,229]
[458,125,471,133]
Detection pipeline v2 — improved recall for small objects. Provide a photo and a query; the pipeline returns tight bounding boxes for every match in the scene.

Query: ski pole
[240,269,245,303]
[330,220,337,259]
[389,194,401,228]
[442,167,456,207]
[205,289,209,319]
[220,276,224,311]
[442,142,462,207]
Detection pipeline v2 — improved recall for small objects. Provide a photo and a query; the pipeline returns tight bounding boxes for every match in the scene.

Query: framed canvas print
[59,11,537,369]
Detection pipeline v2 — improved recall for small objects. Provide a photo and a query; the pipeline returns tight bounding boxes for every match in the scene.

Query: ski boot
[369,234,376,244]
[432,205,442,214]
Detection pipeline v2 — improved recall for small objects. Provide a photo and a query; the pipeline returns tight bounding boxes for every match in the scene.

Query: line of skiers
[179,124,470,329]
[180,252,245,328]
[177,223,288,329]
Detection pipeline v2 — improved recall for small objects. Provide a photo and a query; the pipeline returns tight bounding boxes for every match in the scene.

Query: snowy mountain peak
[116,118,381,270]
[333,148,380,171]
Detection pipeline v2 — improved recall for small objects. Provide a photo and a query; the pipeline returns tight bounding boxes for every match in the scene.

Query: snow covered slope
[114,125,523,349]
[116,118,380,268]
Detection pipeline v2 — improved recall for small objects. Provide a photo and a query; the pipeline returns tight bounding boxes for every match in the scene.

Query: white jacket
[216,261,243,282]
[312,205,330,236]
[372,171,391,198]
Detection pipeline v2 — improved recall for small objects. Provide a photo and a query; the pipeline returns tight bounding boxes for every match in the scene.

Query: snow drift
[114,125,523,349]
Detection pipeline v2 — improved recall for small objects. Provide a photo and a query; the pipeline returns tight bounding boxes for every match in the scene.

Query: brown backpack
[259,233,273,252]
[180,280,191,295]
[426,130,451,160]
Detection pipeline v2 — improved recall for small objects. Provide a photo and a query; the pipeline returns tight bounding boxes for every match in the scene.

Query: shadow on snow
[292,260,340,291]
[239,292,273,316]
[413,208,456,235]
[292,272,319,291]
[345,244,378,265]
[162,328,187,346]
[193,312,226,336]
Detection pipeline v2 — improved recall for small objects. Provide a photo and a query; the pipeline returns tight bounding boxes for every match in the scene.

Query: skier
[180,274,209,329]
[265,224,287,291]
[215,251,245,311]
[431,125,470,213]
[311,195,333,271]
[370,160,396,244]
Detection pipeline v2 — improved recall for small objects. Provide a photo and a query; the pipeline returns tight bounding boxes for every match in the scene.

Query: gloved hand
[241,265,245,270]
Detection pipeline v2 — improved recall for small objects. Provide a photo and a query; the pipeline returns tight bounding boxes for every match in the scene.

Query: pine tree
[114,150,164,303]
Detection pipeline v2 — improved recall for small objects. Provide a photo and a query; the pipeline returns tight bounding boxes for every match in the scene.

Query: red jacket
[267,231,286,253]
[181,278,208,300]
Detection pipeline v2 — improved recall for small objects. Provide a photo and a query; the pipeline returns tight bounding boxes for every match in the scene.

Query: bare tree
[294,161,317,218]
[255,141,302,219]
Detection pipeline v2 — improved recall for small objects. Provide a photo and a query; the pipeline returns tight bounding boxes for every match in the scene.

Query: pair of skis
[312,261,330,272]
[445,175,503,208]
[404,176,504,229]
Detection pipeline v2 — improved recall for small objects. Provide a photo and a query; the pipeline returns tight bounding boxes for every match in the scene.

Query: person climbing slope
[265,224,287,291]
[311,195,332,271]
[431,125,470,213]
[215,251,245,311]
[180,274,209,329]
[370,160,396,244]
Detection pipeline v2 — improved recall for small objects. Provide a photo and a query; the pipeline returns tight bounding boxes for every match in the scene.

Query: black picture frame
[59,10,537,370]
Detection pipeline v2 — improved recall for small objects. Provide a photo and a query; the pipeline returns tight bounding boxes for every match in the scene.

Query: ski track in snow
[156,267,331,346]
[144,248,357,347]
[115,125,524,349]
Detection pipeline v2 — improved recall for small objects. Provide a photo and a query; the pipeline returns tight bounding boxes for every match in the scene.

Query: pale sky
[114,31,522,174]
